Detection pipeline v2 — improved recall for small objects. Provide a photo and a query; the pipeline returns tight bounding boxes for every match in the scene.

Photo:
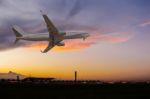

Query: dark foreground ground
[0,82,150,99]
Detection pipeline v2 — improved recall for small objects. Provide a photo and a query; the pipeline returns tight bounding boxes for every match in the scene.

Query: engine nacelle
[57,42,65,46]
[59,32,66,36]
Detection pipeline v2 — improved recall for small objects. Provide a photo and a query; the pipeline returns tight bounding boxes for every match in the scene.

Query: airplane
[12,11,90,53]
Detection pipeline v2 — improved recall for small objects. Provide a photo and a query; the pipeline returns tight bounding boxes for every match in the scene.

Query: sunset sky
[0,0,150,81]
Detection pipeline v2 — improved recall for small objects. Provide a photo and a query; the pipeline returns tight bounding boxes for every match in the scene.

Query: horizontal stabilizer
[12,25,25,44]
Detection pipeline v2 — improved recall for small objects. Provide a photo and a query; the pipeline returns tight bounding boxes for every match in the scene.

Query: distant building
[23,77,55,83]
[0,71,26,80]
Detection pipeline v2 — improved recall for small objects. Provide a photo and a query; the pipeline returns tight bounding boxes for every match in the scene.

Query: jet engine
[57,42,65,46]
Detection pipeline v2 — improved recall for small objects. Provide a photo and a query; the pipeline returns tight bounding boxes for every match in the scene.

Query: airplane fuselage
[17,32,89,42]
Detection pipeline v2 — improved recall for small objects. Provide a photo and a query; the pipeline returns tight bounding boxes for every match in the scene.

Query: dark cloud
[57,20,97,32]
[66,0,84,20]
[0,19,38,51]
[0,0,41,51]
[0,0,4,5]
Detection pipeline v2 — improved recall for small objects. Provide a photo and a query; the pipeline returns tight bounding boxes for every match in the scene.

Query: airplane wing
[41,11,59,35]
[41,41,55,53]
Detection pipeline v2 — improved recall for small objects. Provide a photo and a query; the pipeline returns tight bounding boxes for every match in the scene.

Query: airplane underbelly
[64,35,83,39]
[22,37,49,41]
[22,36,62,42]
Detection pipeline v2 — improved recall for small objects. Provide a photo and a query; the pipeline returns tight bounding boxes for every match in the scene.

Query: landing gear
[83,37,86,41]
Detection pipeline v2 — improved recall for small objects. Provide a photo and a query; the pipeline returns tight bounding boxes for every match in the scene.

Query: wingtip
[40,10,43,13]
[40,50,44,53]
[40,10,46,15]
[40,50,47,53]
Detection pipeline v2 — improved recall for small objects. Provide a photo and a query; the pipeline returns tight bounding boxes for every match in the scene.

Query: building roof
[0,71,26,80]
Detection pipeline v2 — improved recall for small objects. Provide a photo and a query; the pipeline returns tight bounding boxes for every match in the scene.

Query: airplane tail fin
[12,25,24,44]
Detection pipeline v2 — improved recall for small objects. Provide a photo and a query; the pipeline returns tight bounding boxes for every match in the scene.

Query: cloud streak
[139,20,150,27]
[24,31,131,52]
[66,0,84,20]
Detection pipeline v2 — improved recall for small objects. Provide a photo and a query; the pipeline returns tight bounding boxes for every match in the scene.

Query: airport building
[0,71,26,80]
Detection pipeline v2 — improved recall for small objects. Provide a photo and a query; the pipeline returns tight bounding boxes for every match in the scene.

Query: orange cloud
[109,37,129,43]
[23,32,130,52]
[102,35,130,43]
[25,38,96,52]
